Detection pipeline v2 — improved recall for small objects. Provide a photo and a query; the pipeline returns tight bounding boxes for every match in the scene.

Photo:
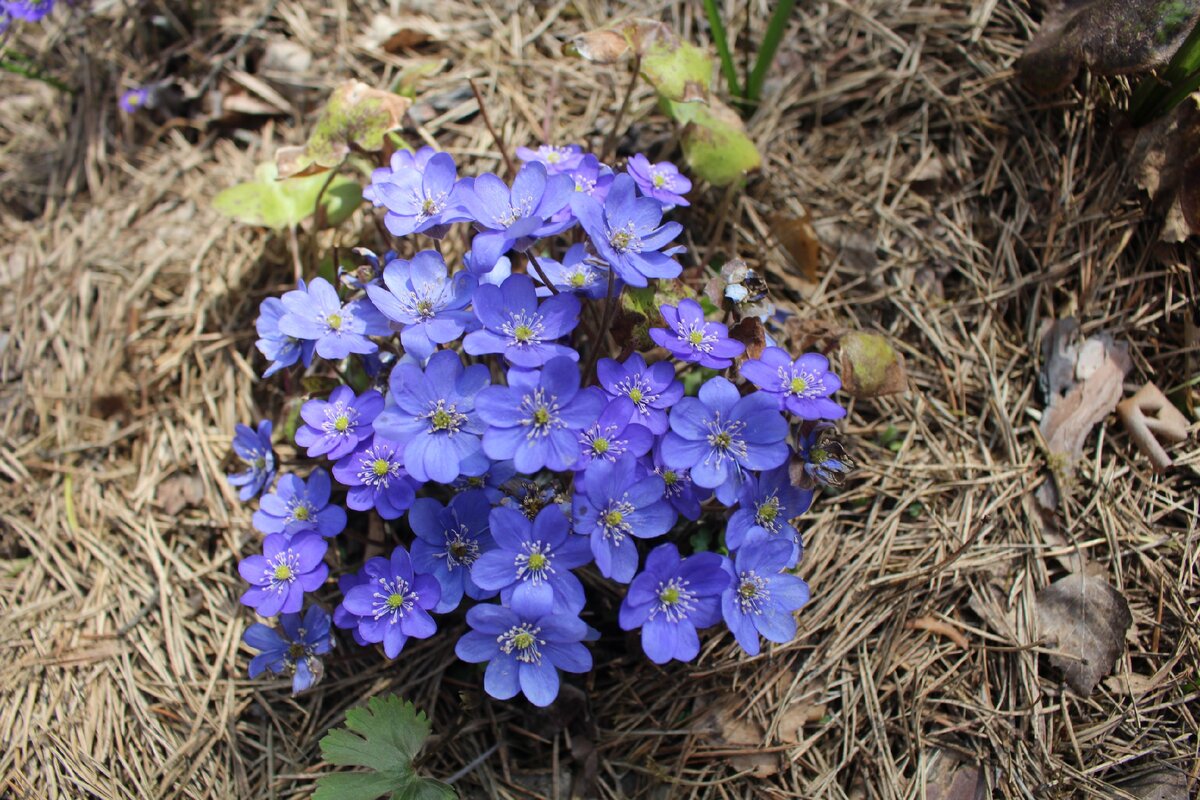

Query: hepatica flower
[332,571,370,646]
[367,251,476,360]
[239,533,329,617]
[373,350,489,483]
[464,273,581,367]
[332,436,417,519]
[337,546,440,659]
[597,352,683,435]
[740,347,845,420]
[570,173,683,288]
[794,423,855,488]
[471,506,591,616]
[229,420,276,501]
[516,143,585,175]
[644,445,709,521]
[296,385,383,460]
[243,605,333,693]
[618,543,730,664]
[256,296,315,378]
[460,162,574,268]
[576,397,653,470]
[410,491,496,613]
[454,458,517,504]
[534,243,610,299]
[725,464,813,565]
[455,602,592,707]
[119,87,150,114]
[252,468,347,539]
[4,0,54,22]
[650,299,745,369]
[279,277,390,360]
[627,153,692,207]
[662,377,789,505]
[367,150,469,239]
[721,537,810,656]
[573,455,674,583]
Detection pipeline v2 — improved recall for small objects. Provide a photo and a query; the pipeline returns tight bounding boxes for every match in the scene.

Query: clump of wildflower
[295,386,384,460]
[252,468,347,539]
[570,174,684,288]
[650,299,744,369]
[243,605,333,693]
[229,420,276,501]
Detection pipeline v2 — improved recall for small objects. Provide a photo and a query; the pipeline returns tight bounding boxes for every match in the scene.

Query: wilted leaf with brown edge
[275,81,411,178]
[1036,573,1133,695]
[838,332,907,398]
[772,211,821,282]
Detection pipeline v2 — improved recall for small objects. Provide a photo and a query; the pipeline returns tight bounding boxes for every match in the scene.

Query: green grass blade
[1130,13,1200,126]
[702,0,742,97]
[745,0,796,106]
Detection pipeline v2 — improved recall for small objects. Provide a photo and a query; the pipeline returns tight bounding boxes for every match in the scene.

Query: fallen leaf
[673,97,761,185]
[213,162,362,229]
[925,749,985,800]
[838,332,908,398]
[275,81,411,178]
[1036,573,1133,695]
[775,702,827,745]
[156,473,205,516]
[728,317,766,361]
[692,707,778,778]
[1116,766,1190,799]
[771,211,822,282]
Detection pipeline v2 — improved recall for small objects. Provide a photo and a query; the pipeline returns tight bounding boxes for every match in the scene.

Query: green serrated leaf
[394,778,458,800]
[641,38,712,101]
[314,770,414,800]
[212,163,362,229]
[323,695,431,770]
[669,98,761,186]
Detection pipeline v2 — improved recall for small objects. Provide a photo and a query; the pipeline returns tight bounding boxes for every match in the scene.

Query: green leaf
[668,98,761,186]
[395,779,458,800]
[212,163,362,229]
[641,38,712,101]
[314,771,415,800]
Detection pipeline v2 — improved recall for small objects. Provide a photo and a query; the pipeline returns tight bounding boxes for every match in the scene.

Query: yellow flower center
[326,313,343,330]
[659,587,681,605]
[533,408,551,425]
[653,174,667,188]
[372,458,390,477]
[790,376,808,394]
[569,273,587,287]
[810,448,827,464]
[604,510,623,527]
[450,542,469,559]
[591,438,609,454]
[386,593,405,609]
[513,631,535,649]
[739,582,758,599]
[334,415,350,432]
[757,500,778,524]
[293,506,310,521]
[713,432,732,449]
[431,410,455,430]
[527,553,547,571]
[273,564,293,581]
[662,470,678,485]
[628,388,643,403]
[687,330,705,345]
[513,324,534,342]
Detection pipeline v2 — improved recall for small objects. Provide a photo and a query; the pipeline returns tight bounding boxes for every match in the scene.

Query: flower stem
[526,251,560,295]
[602,55,642,163]
[470,78,516,178]
[584,268,620,384]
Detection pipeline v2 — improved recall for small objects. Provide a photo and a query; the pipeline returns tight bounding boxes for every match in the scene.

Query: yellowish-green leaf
[276,81,412,178]
[641,39,712,102]
[670,98,761,186]
[212,163,362,229]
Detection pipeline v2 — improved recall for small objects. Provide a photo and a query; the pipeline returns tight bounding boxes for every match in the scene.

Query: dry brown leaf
[692,707,778,778]
[728,317,766,361]
[771,211,821,282]
[1036,573,1133,695]
[925,749,985,800]
[1116,766,1190,800]
[1127,97,1200,240]
[775,702,827,745]
[155,473,205,516]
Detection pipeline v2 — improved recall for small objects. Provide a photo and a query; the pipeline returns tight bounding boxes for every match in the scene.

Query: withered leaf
[1036,573,1133,695]
[772,212,822,282]
[838,332,908,398]
[692,707,778,778]
[729,317,766,361]
[275,81,411,178]
[925,749,985,800]
[156,473,205,516]
[1115,766,1189,800]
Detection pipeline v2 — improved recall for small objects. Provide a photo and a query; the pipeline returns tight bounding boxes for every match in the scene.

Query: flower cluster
[231,142,853,703]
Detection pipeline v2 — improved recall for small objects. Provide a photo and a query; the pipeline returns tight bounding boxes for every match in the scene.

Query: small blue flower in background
[650,299,745,369]
[366,250,476,361]
[596,352,683,435]
[373,350,489,484]
[455,602,592,707]
[573,455,675,583]
[475,357,606,473]
[618,542,730,664]
[295,385,384,460]
[252,468,347,539]
[516,143,585,175]
[366,150,469,239]
[725,464,813,565]
[336,546,440,659]
[454,458,517,503]
[471,506,591,616]
[4,0,54,23]
[643,445,709,521]
[409,490,497,613]
[243,605,333,694]
[119,87,151,114]
[661,376,789,505]
[720,537,810,656]
[238,533,329,617]
[575,397,653,470]
[570,173,683,288]
[279,277,390,360]
[795,423,855,488]
[464,273,581,368]
[740,347,846,420]
[533,243,610,299]
[331,436,417,519]
[256,296,316,378]
[627,153,692,207]
[459,162,575,268]
[229,420,276,500]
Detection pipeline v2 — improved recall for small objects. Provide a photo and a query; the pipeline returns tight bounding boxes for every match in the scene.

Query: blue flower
[618,543,730,664]
[533,243,611,299]
[660,377,789,505]
[229,420,276,500]
[475,357,606,473]
[366,250,477,360]
[454,458,517,503]
[366,150,470,239]
[794,423,855,488]
[256,296,316,378]
[119,87,150,113]
[252,468,347,539]
[331,436,417,519]
[720,537,810,656]
[725,464,813,565]
[649,299,745,369]
[295,385,384,460]
[459,163,575,268]
[279,277,390,360]
[596,352,684,435]
[575,397,654,470]
[243,605,333,693]
[409,490,497,613]
[238,533,329,617]
[455,602,592,707]
[627,153,692,207]
[471,506,591,616]
[515,143,585,174]
[336,546,440,659]
[569,173,683,288]
[573,455,675,583]
[565,154,614,201]
[739,347,845,420]
[4,0,54,22]
[332,572,370,646]
[373,350,490,484]
[643,443,710,521]
[464,273,581,368]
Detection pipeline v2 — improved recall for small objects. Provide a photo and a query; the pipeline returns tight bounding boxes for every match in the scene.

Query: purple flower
[661,377,789,505]
[740,347,845,420]
[516,143,585,174]
[794,423,855,488]
[618,543,730,664]
[332,572,370,646]
[373,350,489,484]
[475,358,606,473]
[649,299,745,369]
[643,444,709,521]
[278,277,390,360]
[243,605,333,693]
[459,163,575,267]
[252,468,347,539]
[566,154,614,200]
[239,533,329,617]
[365,250,476,360]
[256,296,316,378]
[296,385,384,460]
[464,273,581,367]
[454,458,517,503]
[725,464,813,566]
[471,506,591,615]
[455,602,592,706]
[721,537,810,656]
[596,352,683,435]
[229,420,276,501]
[573,455,675,583]
[336,546,440,659]
[410,490,496,613]
[569,173,683,288]
[332,436,417,519]
[366,150,470,239]
[576,397,653,470]
[119,87,150,113]
[627,154,692,207]
[3,0,53,22]
[533,243,611,299]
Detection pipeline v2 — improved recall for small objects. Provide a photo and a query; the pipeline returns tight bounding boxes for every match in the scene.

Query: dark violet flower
[793,423,855,488]
[454,458,517,504]
[649,299,745,369]
[229,420,276,501]
[373,350,489,484]
[576,397,653,470]
[459,163,575,268]
[464,273,581,367]
[618,543,730,664]
[365,250,476,360]
[573,455,674,583]
[471,506,591,616]
[627,153,692,207]
[4,0,53,22]
[725,464,813,566]
[366,150,469,239]
[332,436,417,519]
[661,376,789,505]
[239,533,329,618]
[336,546,440,659]
[279,277,390,360]
[570,173,683,288]
[252,468,347,539]
[256,296,315,378]
[475,358,606,473]
[410,490,496,613]
[533,243,611,299]
[295,385,384,460]
[643,444,709,521]
[515,143,585,175]
[243,605,333,694]
[455,602,592,707]
[596,352,683,435]
[740,347,845,420]
[721,537,810,656]
[119,87,150,113]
